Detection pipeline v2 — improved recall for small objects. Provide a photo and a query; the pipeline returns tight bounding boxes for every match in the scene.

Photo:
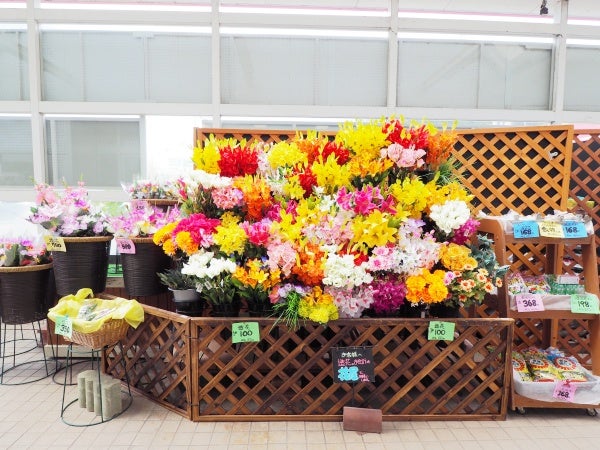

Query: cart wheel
[586,408,597,417]
[516,407,526,415]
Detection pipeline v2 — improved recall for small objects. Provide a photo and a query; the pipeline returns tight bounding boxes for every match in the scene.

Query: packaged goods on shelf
[512,347,600,404]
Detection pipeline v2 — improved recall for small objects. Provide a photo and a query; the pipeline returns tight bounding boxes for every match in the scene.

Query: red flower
[218,144,259,177]
[321,141,350,165]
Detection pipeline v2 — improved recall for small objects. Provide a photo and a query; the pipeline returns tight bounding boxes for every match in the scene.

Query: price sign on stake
[116,238,136,254]
[515,294,545,312]
[513,221,539,238]
[428,321,455,341]
[231,322,260,343]
[553,381,577,402]
[571,294,600,314]
[55,315,73,339]
[539,222,565,238]
[44,235,66,252]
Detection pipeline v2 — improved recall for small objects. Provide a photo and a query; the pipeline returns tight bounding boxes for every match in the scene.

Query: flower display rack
[107,305,513,421]
[193,124,596,370]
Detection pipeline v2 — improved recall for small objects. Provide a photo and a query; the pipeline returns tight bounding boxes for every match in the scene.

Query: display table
[105,304,514,421]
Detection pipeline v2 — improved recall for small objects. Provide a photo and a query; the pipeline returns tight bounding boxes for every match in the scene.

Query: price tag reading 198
[515,294,545,312]
[571,294,600,314]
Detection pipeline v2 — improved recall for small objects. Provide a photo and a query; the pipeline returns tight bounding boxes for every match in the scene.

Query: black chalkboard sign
[331,346,375,383]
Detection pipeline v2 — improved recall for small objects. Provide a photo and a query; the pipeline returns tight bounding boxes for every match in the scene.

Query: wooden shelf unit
[478,217,600,412]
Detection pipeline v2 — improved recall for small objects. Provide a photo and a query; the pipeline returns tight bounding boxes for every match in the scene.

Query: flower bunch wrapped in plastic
[123,179,179,200]
[27,182,112,237]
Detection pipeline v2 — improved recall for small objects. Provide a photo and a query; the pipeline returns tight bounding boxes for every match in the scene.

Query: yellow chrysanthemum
[174,231,198,256]
[153,222,177,246]
[439,243,478,271]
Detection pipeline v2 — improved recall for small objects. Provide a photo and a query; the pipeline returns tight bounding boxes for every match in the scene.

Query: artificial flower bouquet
[151,116,502,326]
[0,237,52,267]
[108,201,181,239]
[27,181,112,237]
[123,179,179,200]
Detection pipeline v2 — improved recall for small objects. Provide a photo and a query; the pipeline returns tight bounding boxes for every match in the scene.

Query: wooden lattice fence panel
[570,129,600,282]
[194,128,336,148]
[109,305,192,418]
[189,317,513,421]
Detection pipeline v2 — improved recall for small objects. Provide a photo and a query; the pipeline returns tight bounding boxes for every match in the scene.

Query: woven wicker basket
[66,319,130,349]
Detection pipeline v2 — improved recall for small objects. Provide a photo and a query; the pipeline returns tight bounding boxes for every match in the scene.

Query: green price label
[571,294,600,314]
[55,315,73,338]
[231,322,260,343]
[428,321,456,341]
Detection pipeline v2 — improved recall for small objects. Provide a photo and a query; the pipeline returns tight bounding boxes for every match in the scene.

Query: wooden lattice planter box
[107,305,514,421]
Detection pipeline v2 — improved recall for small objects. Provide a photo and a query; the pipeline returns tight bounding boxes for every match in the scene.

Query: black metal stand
[60,341,132,427]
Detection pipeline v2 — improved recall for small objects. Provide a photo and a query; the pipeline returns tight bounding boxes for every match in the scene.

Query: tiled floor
[1,322,600,449]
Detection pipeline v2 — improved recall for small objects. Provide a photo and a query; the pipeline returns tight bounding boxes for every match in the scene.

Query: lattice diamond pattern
[189,318,512,420]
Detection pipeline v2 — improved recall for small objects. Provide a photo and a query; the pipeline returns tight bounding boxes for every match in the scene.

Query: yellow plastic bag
[47,288,144,333]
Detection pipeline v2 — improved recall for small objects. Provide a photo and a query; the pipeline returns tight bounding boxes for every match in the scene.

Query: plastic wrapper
[512,351,533,382]
[47,288,144,333]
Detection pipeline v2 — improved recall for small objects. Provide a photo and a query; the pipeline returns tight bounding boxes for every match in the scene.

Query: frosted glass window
[0,30,29,101]
[0,119,33,186]
[41,31,211,102]
[564,47,600,111]
[147,34,211,103]
[397,41,551,110]
[46,119,141,187]
[221,36,387,106]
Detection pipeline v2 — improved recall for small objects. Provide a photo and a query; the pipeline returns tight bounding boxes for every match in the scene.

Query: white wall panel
[46,119,141,186]
[41,32,85,101]
[564,47,600,111]
[0,31,28,101]
[147,34,211,103]
[0,119,33,186]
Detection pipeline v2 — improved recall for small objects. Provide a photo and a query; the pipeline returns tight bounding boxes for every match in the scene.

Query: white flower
[182,251,236,279]
[322,253,373,289]
[429,200,471,234]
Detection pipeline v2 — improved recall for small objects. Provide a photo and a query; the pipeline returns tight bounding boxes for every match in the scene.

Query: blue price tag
[562,221,587,238]
[513,221,539,238]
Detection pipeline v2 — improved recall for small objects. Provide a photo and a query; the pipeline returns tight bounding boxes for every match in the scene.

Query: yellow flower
[267,141,307,168]
[439,243,478,271]
[213,222,247,255]
[153,222,177,246]
[336,118,389,159]
[390,178,430,218]
[192,135,225,174]
[311,155,351,195]
[350,210,397,250]
[175,231,198,256]
[283,174,306,201]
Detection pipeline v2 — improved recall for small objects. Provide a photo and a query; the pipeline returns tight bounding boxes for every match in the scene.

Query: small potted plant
[157,268,200,302]
[0,237,55,325]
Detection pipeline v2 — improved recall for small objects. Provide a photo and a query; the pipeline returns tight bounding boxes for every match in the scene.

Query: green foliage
[157,269,198,290]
